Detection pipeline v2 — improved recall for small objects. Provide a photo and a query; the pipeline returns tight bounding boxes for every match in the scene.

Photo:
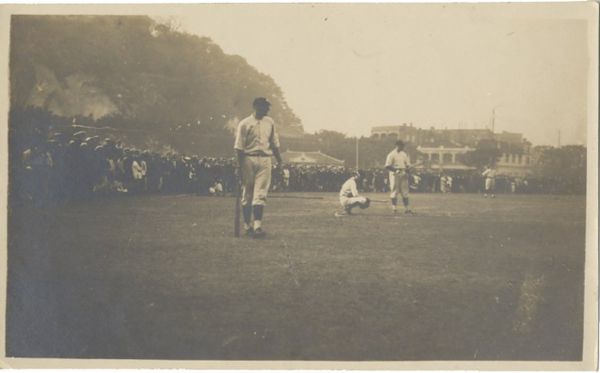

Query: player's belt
[245,152,271,157]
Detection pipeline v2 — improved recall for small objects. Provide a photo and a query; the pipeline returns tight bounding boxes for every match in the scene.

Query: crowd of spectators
[13,130,238,206]
[10,129,568,207]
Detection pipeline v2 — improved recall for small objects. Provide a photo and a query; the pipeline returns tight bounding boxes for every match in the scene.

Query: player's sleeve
[384,152,393,168]
[233,121,245,151]
[270,120,280,149]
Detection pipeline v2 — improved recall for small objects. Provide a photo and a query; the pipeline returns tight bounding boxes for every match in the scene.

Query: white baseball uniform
[339,177,367,208]
[233,114,280,206]
[482,168,497,191]
[385,149,411,199]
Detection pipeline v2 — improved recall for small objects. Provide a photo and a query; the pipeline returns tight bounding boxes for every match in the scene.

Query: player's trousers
[389,171,409,199]
[241,155,271,206]
[340,195,368,209]
[485,177,496,192]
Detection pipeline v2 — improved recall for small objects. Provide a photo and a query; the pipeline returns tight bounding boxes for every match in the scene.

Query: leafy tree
[10,15,302,140]
[533,145,586,193]
[460,139,502,169]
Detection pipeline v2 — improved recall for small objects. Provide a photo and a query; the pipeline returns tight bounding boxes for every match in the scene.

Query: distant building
[281,150,344,166]
[371,123,425,143]
[371,124,533,176]
[417,140,476,171]
[495,140,533,177]
[496,153,531,177]
[494,131,523,144]
[371,125,521,147]
[441,129,494,147]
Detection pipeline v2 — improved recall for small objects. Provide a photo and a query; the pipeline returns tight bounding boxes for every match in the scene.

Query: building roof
[281,150,344,165]
[441,129,493,135]
[417,139,468,149]
[371,124,417,132]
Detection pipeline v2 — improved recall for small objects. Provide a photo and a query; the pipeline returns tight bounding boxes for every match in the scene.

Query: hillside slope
[10,15,303,137]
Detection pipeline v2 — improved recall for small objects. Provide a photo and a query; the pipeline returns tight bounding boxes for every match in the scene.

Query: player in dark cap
[233,97,283,238]
[385,140,415,214]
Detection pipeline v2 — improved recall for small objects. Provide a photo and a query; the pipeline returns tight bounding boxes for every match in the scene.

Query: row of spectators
[10,130,566,207]
[14,130,238,205]
[351,170,534,195]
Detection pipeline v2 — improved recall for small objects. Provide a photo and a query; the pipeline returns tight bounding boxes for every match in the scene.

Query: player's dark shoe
[404,209,416,215]
[253,228,266,239]
[245,227,254,237]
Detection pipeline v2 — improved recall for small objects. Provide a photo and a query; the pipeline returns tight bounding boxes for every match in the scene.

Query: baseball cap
[253,97,271,107]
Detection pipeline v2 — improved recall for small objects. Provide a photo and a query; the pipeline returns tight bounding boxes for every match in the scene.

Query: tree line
[10,15,303,137]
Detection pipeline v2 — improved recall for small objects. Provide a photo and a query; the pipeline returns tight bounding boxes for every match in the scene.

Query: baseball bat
[234,168,241,237]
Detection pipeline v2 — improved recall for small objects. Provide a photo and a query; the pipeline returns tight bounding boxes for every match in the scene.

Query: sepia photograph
[0,3,597,369]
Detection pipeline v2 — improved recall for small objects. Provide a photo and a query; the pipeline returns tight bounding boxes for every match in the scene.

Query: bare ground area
[6,193,586,360]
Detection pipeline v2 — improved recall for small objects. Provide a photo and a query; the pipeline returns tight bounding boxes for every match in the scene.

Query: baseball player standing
[482,164,497,198]
[385,140,415,214]
[234,97,282,238]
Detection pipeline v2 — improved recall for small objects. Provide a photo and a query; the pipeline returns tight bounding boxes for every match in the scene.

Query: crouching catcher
[337,171,370,215]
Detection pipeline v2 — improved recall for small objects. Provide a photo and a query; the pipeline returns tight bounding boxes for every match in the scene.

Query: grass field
[6,192,586,361]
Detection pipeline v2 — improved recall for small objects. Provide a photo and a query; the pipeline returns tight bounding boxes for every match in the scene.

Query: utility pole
[356,136,359,169]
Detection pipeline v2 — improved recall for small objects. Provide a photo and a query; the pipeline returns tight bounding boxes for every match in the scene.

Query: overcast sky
[168,4,591,146]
